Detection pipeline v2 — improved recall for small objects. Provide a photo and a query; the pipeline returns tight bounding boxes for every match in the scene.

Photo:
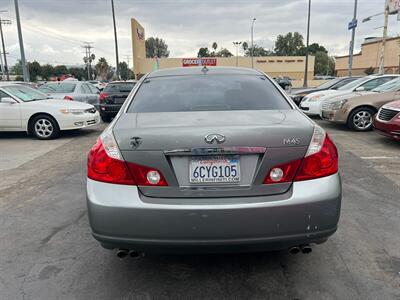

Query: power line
[82,42,94,80]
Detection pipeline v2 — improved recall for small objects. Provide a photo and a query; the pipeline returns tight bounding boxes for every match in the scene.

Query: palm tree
[212,42,218,51]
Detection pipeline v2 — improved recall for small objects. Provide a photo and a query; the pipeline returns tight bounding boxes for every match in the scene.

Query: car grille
[85,108,97,114]
[378,108,399,121]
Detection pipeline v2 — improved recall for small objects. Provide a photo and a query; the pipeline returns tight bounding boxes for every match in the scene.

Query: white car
[300,75,399,116]
[0,83,100,139]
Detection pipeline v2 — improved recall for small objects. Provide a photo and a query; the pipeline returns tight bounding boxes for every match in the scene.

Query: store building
[131,18,314,80]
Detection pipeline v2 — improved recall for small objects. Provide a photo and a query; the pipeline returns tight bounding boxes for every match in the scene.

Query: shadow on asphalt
[0,126,104,140]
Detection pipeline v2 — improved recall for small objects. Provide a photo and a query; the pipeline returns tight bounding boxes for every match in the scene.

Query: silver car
[87,67,341,257]
[39,81,100,110]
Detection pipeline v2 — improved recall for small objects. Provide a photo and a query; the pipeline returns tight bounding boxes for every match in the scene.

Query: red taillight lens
[263,134,338,184]
[87,137,168,186]
[64,95,73,101]
[88,138,136,185]
[99,92,108,102]
[295,134,338,181]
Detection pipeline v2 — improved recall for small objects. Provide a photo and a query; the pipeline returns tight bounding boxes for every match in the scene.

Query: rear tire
[100,113,112,123]
[347,107,376,131]
[30,114,60,140]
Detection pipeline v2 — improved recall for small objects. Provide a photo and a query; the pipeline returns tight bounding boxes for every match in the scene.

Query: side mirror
[0,97,16,104]
[354,86,365,92]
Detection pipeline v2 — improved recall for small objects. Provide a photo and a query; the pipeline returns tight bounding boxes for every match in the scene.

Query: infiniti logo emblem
[204,133,226,144]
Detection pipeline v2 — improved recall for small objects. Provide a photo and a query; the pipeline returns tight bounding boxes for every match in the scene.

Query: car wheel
[30,114,60,140]
[100,113,112,123]
[347,107,375,131]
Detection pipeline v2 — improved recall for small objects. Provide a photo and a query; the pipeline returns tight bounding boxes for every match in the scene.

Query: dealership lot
[0,121,399,300]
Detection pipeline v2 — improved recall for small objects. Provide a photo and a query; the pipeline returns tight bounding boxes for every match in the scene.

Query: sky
[0,0,398,68]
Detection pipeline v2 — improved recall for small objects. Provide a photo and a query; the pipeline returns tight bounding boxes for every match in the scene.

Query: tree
[68,67,86,81]
[119,62,134,80]
[41,64,54,80]
[244,45,274,57]
[314,51,330,75]
[197,47,210,57]
[242,42,249,52]
[274,32,304,56]
[364,66,375,75]
[212,42,218,51]
[53,65,68,77]
[145,37,169,58]
[95,57,110,80]
[11,60,22,75]
[28,61,42,81]
[215,48,233,57]
[296,42,327,56]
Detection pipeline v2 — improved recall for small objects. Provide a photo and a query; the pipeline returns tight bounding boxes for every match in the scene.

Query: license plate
[189,155,240,184]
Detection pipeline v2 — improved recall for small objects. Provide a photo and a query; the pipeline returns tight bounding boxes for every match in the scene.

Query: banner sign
[388,0,400,14]
[182,58,217,67]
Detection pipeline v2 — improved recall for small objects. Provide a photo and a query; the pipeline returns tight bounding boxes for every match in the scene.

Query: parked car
[291,76,361,106]
[38,81,100,110]
[300,75,399,116]
[273,76,292,90]
[373,100,400,140]
[87,67,341,256]
[99,81,137,122]
[321,77,400,131]
[0,83,100,139]
[89,80,107,91]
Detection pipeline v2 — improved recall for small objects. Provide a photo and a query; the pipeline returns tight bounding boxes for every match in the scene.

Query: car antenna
[201,66,209,74]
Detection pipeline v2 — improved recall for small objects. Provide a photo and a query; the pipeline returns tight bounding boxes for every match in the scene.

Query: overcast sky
[0,0,398,67]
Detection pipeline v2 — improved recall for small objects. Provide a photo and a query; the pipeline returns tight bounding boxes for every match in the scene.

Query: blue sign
[348,19,358,30]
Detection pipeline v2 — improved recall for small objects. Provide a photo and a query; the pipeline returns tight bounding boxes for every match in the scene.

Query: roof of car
[146,66,263,78]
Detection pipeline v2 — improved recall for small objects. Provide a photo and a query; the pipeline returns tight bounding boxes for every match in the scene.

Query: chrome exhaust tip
[301,245,312,254]
[129,250,142,258]
[288,246,300,255]
[116,249,129,258]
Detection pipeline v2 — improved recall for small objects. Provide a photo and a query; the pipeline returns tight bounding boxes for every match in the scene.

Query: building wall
[131,19,314,80]
[336,37,400,76]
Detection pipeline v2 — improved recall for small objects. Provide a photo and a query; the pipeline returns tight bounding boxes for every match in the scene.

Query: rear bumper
[100,103,123,116]
[86,174,341,252]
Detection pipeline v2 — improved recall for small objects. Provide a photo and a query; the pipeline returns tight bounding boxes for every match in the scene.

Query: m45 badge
[283,138,301,145]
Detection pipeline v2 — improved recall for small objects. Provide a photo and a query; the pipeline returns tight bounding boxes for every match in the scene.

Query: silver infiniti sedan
[87,67,341,257]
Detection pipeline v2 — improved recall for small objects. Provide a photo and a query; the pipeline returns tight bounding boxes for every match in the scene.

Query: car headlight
[330,99,348,110]
[60,109,85,115]
[308,95,323,102]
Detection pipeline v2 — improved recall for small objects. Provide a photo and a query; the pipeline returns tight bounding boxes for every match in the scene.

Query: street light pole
[0,11,10,81]
[348,0,358,77]
[111,0,120,79]
[233,41,242,67]
[251,18,256,68]
[378,1,389,74]
[14,0,29,82]
[303,0,311,88]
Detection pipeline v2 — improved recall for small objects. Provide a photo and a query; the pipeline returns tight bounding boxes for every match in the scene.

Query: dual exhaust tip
[289,245,312,254]
[116,249,142,259]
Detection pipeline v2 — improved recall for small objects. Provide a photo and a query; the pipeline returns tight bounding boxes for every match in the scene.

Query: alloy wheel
[353,111,372,130]
[34,118,54,138]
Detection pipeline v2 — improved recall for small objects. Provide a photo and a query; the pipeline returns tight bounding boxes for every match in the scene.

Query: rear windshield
[104,83,135,93]
[128,75,291,113]
[39,83,76,93]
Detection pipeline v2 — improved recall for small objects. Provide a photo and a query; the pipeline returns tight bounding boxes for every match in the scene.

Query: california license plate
[189,156,240,184]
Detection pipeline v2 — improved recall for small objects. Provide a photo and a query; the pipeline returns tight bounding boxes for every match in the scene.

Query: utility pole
[303,0,311,88]
[0,11,11,81]
[378,1,389,74]
[111,0,120,79]
[82,42,94,80]
[233,41,242,67]
[348,0,358,77]
[124,55,132,68]
[14,0,29,82]
[251,18,256,68]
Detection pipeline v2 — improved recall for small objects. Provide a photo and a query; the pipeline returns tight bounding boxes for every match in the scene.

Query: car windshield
[372,77,400,92]
[317,78,341,89]
[3,85,48,102]
[39,82,76,93]
[128,75,291,113]
[337,77,369,90]
[104,82,136,93]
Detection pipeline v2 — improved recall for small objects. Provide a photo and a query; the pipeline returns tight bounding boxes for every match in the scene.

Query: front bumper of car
[58,111,100,130]
[321,109,347,124]
[86,173,342,253]
[300,100,322,116]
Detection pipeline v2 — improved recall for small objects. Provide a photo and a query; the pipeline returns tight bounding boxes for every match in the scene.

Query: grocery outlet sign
[182,58,217,67]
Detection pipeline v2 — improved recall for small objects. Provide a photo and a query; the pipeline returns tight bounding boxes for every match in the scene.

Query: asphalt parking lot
[0,120,399,300]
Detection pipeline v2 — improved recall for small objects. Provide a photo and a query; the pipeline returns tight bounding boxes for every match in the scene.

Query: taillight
[64,95,73,101]
[263,126,338,184]
[87,130,167,186]
[99,92,108,102]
